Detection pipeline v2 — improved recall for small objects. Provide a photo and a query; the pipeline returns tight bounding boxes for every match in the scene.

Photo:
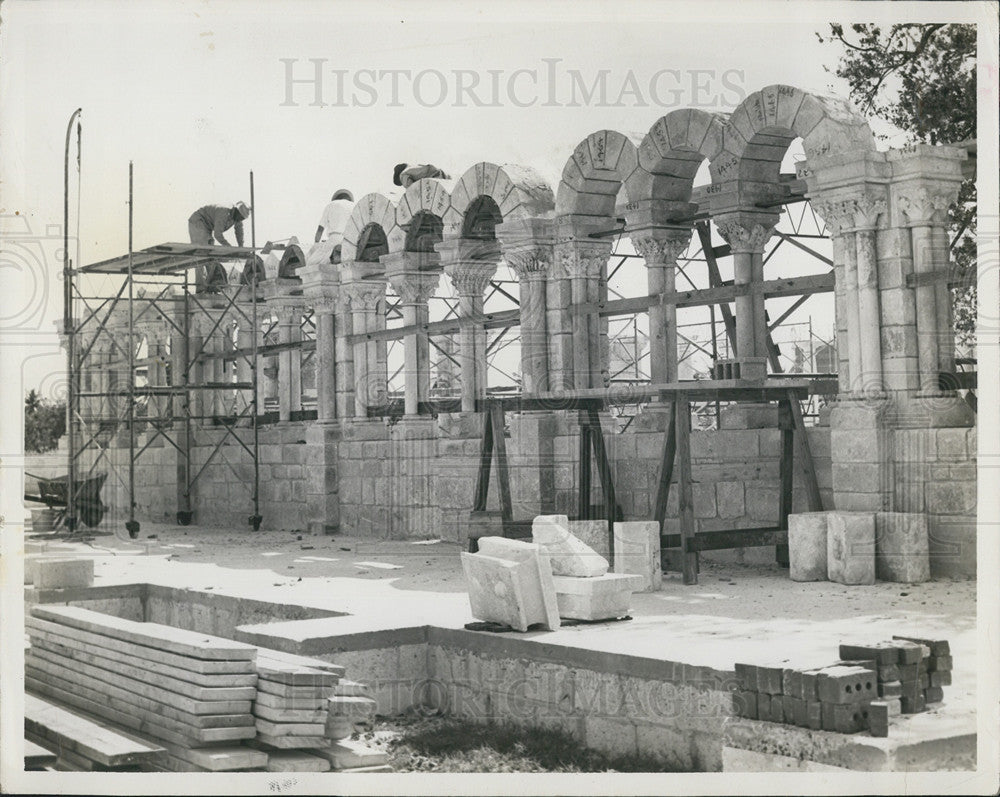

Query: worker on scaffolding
[393,163,450,188]
[188,201,252,292]
[309,189,354,266]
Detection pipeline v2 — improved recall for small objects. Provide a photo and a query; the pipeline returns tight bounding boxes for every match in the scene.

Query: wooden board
[252,703,327,724]
[255,648,346,678]
[27,675,256,748]
[27,648,255,715]
[253,733,330,750]
[253,690,327,711]
[26,615,256,675]
[254,718,326,737]
[264,751,331,773]
[31,605,258,661]
[24,693,166,768]
[255,679,333,699]
[27,659,251,734]
[30,637,258,701]
[161,741,267,772]
[23,738,58,769]
[254,661,339,687]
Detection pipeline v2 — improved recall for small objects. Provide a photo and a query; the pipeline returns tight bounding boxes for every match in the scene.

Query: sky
[0,0,993,394]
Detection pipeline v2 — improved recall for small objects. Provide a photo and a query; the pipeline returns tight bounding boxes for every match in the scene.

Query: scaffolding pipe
[249,170,262,531]
[63,108,82,532]
[126,162,139,537]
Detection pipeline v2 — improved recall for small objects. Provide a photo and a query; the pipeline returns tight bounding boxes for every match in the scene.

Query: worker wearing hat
[393,163,450,188]
[187,201,252,292]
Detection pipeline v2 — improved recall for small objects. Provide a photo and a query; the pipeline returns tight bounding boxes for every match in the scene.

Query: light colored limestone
[788,512,831,582]
[475,537,560,630]
[567,519,610,561]
[532,515,609,577]
[827,512,876,586]
[612,521,662,591]
[875,512,930,583]
[551,573,643,621]
[461,543,561,631]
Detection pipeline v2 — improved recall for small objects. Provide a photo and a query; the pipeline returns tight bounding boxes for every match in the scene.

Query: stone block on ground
[550,573,643,621]
[612,521,662,591]
[461,544,560,632]
[475,537,560,630]
[532,514,608,577]
[875,512,930,583]
[32,558,95,589]
[827,512,875,585]
[787,512,830,581]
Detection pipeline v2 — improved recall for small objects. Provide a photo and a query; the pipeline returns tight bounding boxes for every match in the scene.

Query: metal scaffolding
[64,164,264,535]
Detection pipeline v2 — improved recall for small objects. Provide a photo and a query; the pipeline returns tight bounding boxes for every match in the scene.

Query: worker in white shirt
[314,189,355,244]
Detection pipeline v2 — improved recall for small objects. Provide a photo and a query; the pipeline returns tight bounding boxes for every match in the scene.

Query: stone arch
[450,162,555,235]
[634,108,728,203]
[393,178,453,253]
[554,130,642,217]
[340,193,397,262]
[710,85,876,185]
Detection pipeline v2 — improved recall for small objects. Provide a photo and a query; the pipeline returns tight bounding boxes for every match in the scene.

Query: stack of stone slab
[533,515,643,621]
[787,510,930,585]
[25,605,262,771]
[461,516,644,629]
[732,636,952,737]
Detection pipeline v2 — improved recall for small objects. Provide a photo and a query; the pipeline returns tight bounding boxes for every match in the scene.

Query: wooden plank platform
[23,738,58,770]
[24,693,165,769]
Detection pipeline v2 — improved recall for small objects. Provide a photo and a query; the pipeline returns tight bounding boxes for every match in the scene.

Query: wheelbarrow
[24,471,108,530]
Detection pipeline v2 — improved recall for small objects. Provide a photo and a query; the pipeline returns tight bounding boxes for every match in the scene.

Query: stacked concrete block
[30,558,95,590]
[733,634,952,737]
[612,521,662,591]
[733,660,877,734]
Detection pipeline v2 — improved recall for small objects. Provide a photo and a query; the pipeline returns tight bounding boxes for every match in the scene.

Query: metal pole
[125,162,139,538]
[64,108,82,533]
[249,170,262,531]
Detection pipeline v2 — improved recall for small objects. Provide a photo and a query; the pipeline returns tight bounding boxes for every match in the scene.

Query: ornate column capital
[714,214,775,254]
[811,198,856,238]
[850,191,888,231]
[554,239,612,279]
[896,185,954,227]
[443,259,498,298]
[387,270,440,305]
[341,279,385,312]
[630,230,692,265]
[503,245,553,279]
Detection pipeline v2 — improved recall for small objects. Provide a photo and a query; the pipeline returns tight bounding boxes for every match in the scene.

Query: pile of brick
[733,636,952,737]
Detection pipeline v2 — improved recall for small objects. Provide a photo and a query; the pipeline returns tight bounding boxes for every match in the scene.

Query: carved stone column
[851,192,888,394]
[554,222,612,390]
[897,186,957,392]
[630,231,692,383]
[438,240,500,412]
[383,253,441,416]
[715,213,776,371]
[299,261,341,422]
[341,278,386,417]
[263,279,305,422]
[811,198,857,392]
[498,218,553,395]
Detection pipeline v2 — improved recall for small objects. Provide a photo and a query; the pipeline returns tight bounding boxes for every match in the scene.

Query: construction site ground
[18,520,979,773]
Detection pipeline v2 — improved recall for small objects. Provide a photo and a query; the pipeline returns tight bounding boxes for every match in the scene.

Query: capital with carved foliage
[714,213,775,255]
[896,185,955,227]
[630,230,692,265]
